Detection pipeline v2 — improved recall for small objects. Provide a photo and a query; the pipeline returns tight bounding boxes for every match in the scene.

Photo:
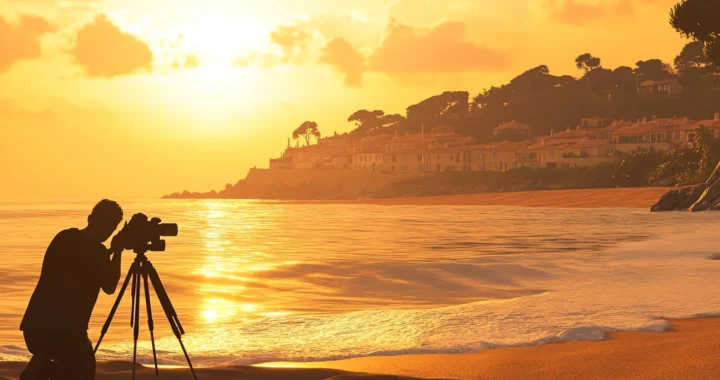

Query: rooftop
[494,120,531,132]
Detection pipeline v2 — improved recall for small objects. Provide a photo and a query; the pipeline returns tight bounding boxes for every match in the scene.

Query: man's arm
[101,224,126,295]
[101,246,122,295]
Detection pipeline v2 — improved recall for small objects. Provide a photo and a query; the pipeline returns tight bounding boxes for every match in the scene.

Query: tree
[293,121,321,146]
[348,110,384,129]
[670,0,720,66]
[691,124,715,179]
[674,41,710,70]
[634,59,673,82]
[611,66,637,92]
[406,91,469,131]
[575,53,601,74]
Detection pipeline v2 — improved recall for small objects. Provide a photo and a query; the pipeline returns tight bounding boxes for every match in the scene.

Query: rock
[689,179,720,211]
[651,159,720,212]
[650,189,682,211]
[706,161,720,184]
[650,183,709,211]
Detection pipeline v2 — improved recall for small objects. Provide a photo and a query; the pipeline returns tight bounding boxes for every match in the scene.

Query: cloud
[319,38,366,88]
[270,25,312,63]
[0,14,55,74]
[546,0,635,25]
[71,14,153,78]
[369,19,509,73]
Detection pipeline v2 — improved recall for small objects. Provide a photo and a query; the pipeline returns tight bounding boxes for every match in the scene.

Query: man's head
[87,199,123,243]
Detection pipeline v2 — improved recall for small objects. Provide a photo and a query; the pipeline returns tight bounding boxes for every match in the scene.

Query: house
[487,141,530,171]
[424,147,460,172]
[457,145,492,172]
[688,112,720,140]
[352,151,385,172]
[579,117,613,130]
[639,77,683,96]
[492,120,532,138]
[318,132,354,147]
[612,117,692,152]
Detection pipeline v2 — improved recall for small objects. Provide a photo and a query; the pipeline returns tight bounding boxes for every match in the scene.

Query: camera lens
[158,223,178,237]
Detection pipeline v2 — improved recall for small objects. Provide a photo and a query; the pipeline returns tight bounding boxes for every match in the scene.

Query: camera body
[124,213,178,253]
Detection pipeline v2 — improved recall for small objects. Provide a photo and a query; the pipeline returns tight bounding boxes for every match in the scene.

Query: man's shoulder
[53,228,81,243]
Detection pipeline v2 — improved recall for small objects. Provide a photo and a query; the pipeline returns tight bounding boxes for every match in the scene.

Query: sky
[0,0,687,199]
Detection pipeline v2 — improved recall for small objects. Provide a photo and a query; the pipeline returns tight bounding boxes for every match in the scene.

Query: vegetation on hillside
[335,36,719,143]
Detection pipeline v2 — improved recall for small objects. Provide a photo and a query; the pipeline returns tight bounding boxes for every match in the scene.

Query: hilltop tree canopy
[671,0,720,66]
[576,54,601,73]
[344,42,720,143]
[675,41,711,70]
[293,121,321,146]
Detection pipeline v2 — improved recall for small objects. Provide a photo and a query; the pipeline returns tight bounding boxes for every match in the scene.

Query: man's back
[21,228,111,333]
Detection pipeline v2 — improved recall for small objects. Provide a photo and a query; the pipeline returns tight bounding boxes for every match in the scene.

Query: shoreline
[2,317,720,379]
[270,317,720,379]
[291,187,673,209]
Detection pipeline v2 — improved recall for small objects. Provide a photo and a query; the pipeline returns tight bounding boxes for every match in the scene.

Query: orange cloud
[319,37,366,88]
[0,14,54,74]
[369,19,509,73]
[71,15,153,78]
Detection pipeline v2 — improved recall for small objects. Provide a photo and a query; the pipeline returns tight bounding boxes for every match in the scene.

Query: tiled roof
[493,120,531,132]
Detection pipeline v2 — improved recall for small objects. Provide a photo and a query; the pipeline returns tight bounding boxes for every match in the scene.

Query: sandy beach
[276,317,720,379]
[2,318,720,379]
[298,187,673,209]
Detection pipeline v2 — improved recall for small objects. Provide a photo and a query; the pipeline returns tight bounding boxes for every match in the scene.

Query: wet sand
[0,361,428,380]
[298,187,672,209]
[2,318,719,379]
[288,318,720,379]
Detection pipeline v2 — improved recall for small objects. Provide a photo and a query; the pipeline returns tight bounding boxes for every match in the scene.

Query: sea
[0,199,718,366]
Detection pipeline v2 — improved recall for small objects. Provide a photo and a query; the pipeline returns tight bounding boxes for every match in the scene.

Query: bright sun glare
[179,12,269,68]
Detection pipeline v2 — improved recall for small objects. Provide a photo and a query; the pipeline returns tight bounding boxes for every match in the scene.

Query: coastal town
[270,112,720,174]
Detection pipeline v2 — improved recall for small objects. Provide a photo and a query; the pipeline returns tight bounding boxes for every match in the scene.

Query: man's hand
[110,222,128,254]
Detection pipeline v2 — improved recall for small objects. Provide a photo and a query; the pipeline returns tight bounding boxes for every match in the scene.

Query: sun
[178,12,271,68]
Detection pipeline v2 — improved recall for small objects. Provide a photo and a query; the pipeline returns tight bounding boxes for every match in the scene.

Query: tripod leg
[147,263,198,380]
[132,265,142,380]
[131,272,137,327]
[143,270,159,376]
[95,261,137,354]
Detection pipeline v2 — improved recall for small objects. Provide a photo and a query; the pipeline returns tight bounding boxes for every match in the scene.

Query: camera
[123,213,178,253]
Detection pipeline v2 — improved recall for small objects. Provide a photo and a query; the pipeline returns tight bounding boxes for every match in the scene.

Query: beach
[283,317,720,379]
[1,317,719,379]
[300,187,673,209]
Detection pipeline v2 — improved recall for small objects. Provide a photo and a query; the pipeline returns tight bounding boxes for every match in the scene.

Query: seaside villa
[270,113,720,173]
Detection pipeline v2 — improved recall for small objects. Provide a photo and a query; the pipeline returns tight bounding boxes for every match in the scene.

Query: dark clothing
[21,228,112,333]
[21,329,95,380]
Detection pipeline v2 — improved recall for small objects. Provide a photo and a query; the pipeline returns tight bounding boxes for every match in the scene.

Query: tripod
[94,251,198,380]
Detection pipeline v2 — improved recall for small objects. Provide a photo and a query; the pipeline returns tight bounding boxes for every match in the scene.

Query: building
[612,117,693,152]
[579,117,613,130]
[269,113,720,173]
[639,77,683,96]
[493,121,532,138]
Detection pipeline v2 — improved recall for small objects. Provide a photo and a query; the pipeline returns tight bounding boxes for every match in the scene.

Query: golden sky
[0,0,686,199]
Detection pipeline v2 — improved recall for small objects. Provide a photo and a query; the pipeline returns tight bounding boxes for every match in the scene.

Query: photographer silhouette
[20,200,127,380]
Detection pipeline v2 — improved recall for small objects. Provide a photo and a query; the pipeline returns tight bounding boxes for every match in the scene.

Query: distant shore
[292,187,673,209]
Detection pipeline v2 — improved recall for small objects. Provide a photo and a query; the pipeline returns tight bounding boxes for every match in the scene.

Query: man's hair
[91,199,123,223]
